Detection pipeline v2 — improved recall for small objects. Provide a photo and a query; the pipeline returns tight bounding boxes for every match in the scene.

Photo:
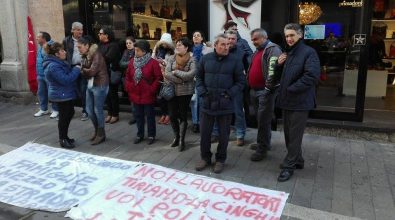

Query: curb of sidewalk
[275,119,395,143]
[283,203,362,220]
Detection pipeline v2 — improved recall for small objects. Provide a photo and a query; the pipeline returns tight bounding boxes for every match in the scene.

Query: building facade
[1,0,392,123]
[0,0,64,103]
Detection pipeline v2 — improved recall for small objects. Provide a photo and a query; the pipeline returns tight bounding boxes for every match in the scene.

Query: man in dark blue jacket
[195,34,246,174]
[211,30,248,146]
[276,23,320,182]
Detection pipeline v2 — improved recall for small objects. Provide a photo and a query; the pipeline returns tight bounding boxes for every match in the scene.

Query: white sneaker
[34,109,49,117]
[50,111,59,119]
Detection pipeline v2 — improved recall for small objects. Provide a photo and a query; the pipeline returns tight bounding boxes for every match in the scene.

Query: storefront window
[369,0,395,111]
[130,0,187,47]
[299,0,365,113]
[90,0,129,40]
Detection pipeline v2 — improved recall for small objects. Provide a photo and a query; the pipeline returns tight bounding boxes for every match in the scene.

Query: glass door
[297,0,370,121]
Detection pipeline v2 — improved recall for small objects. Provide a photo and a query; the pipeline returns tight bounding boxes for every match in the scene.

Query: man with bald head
[248,28,283,162]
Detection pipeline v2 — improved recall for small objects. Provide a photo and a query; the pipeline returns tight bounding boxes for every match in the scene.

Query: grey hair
[214,33,228,45]
[225,30,238,39]
[250,28,268,38]
[71,22,83,30]
[284,23,303,36]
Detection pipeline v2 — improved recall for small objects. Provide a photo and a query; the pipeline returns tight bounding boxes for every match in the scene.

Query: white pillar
[0,0,29,92]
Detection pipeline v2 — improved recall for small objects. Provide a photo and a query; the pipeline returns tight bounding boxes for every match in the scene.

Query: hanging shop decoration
[299,2,322,25]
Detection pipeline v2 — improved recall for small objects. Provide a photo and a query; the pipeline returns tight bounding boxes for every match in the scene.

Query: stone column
[0,0,65,103]
[28,0,65,42]
[0,0,31,103]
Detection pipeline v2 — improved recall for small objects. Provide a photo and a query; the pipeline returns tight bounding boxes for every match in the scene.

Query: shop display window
[130,0,187,45]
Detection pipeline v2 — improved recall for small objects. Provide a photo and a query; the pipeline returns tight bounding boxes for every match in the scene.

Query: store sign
[209,0,262,50]
[66,163,289,220]
[339,0,363,7]
[353,34,366,46]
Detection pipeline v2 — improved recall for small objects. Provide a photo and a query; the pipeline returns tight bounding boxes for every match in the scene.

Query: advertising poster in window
[209,0,261,50]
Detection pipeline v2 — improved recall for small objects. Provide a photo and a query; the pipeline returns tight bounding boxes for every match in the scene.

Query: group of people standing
[192,21,319,181]
[35,22,122,148]
[35,20,320,182]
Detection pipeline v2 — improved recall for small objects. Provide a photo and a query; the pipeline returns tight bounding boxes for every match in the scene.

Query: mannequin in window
[173,1,183,20]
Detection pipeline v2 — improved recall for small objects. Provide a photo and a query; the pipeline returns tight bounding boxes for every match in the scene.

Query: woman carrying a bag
[124,40,162,145]
[78,37,109,145]
[164,37,197,151]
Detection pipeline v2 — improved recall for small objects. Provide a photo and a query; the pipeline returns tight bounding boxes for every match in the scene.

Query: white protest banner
[0,142,138,212]
[67,163,288,220]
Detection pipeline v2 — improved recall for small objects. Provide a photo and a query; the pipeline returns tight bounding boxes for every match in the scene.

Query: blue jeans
[85,85,109,128]
[79,77,88,113]
[37,77,58,111]
[134,104,156,138]
[190,88,199,125]
[212,91,246,139]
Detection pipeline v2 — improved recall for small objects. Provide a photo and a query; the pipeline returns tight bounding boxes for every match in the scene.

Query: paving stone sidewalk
[0,102,394,220]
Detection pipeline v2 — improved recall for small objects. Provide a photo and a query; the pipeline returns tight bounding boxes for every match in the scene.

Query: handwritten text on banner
[0,142,137,212]
[67,163,288,220]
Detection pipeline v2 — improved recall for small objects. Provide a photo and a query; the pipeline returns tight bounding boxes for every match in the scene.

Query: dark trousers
[281,110,309,170]
[57,100,75,140]
[200,112,232,163]
[255,90,277,153]
[168,95,192,124]
[78,76,88,113]
[168,95,192,138]
[158,97,168,115]
[106,84,119,117]
[134,104,156,138]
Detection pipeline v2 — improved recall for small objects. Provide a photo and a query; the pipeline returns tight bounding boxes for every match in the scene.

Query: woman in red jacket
[124,40,162,145]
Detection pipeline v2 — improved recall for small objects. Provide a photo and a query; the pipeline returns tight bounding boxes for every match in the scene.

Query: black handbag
[158,81,175,100]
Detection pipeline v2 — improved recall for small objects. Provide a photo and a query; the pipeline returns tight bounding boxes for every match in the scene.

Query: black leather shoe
[192,124,199,133]
[147,137,155,145]
[133,137,143,144]
[59,139,75,149]
[277,169,294,182]
[66,137,75,144]
[170,138,179,147]
[279,163,304,169]
[250,152,267,161]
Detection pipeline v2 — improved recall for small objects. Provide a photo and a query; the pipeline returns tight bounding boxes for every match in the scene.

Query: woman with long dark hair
[78,37,109,145]
[98,27,121,124]
[43,42,81,148]
[120,36,136,125]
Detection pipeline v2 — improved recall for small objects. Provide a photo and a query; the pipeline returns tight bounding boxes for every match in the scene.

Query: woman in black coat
[98,27,121,124]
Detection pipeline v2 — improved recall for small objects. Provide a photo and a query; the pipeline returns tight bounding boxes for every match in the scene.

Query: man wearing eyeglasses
[63,21,89,121]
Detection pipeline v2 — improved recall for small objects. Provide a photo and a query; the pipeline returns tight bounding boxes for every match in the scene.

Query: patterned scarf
[133,52,151,84]
[192,44,203,61]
